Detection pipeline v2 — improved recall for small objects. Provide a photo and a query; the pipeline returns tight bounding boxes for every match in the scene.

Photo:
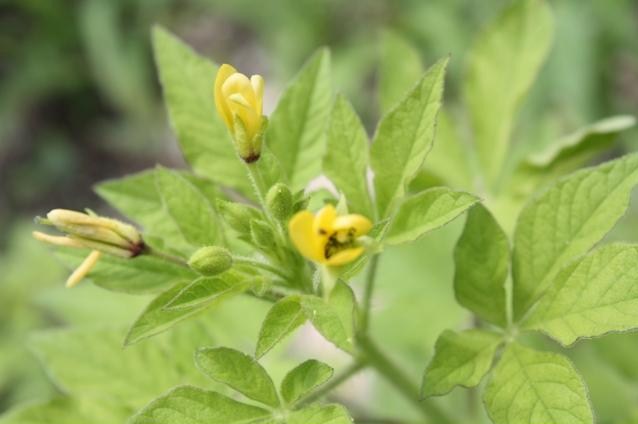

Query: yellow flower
[289,204,372,266]
[214,64,265,162]
[33,209,144,287]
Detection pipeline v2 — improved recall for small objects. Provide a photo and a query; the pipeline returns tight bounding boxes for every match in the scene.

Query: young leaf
[195,347,280,407]
[323,95,373,217]
[378,30,423,114]
[155,167,219,247]
[287,404,353,424]
[255,296,307,358]
[301,294,354,353]
[524,244,638,346]
[281,359,334,405]
[55,248,195,294]
[125,281,210,345]
[512,153,638,320]
[484,343,593,424]
[454,204,508,327]
[130,385,272,424]
[267,48,332,190]
[165,273,253,310]
[384,188,478,245]
[422,329,501,397]
[371,57,448,217]
[152,27,250,193]
[465,0,553,184]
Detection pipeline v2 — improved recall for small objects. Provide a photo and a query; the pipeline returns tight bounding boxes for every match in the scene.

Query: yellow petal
[32,231,84,248]
[250,74,264,116]
[333,214,373,237]
[313,204,337,237]
[222,73,257,108]
[325,247,364,266]
[289,211,324,262]
[66,250,101,288]
[214,64,237,128]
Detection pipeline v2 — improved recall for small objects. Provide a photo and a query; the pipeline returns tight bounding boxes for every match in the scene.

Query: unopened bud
[188,246,233,276]
[38,209,143,257]
[266,183,292,221]
[250,220,275,249]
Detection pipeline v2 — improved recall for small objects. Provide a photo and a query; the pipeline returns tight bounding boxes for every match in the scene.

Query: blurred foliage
[1,0,638,422]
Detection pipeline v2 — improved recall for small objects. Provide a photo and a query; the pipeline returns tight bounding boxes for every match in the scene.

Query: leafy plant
[2,0,638,423]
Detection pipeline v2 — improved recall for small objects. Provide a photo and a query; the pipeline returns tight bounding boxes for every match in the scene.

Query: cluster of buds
[214,64,266,163]
[33,209,144,287]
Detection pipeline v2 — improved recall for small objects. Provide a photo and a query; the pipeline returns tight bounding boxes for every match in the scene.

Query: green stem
[361,254,380,332]
[297,361,364,406]
[357,335,454,424]
[234,256,290,280]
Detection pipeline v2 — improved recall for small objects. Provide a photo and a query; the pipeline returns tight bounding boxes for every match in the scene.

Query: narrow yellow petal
[325,247,364,266]
[66,250,101,288]
[222,73,257,108]
[214,64,237,129]
[333,214,373,237]
[32,231,84,248]
[250,74,264,116]
[313,204,337,237]
[289,211,324,262]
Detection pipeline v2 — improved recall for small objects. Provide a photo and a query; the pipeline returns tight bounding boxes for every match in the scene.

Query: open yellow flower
[289,204,372,266]
[214,64,265,162]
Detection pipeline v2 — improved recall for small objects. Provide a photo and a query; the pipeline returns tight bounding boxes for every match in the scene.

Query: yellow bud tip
[66,250,101,288]
[32,231,84,248]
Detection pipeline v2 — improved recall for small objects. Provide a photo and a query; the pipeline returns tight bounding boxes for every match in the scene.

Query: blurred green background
[1,0,638,422]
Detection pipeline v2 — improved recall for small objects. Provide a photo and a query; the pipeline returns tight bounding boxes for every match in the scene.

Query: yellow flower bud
[34,209,145,287]
[214,64,266,162]
[288,204,372,266]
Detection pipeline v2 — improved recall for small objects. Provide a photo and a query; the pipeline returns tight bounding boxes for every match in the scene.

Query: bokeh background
[1,0,638,422]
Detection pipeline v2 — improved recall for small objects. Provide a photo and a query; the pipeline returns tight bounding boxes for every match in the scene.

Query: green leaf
[29,328,203,407]
[526,115,636,169]
[454,204,509,326]
[484,343,593,424]
[280,359,334,405]
[195,347,280,407]
[524,244,638,346]
[155,167,219,247]
[267,48,332,190]
[323,95,373,217]
[465,0,553,184]
[0,398,128,424]
[384,188,478,245]
[95,169,192,253]
[287,404,352,424]
[512,153,638,320]
[422,329,501,397]
[125,281,210,345]
[371,57,448,217]
[55,248,195,294]
[301,294,354,353]
[152,27,249,193]
[255,296,307,358]
[130,385,272,424]
[378,30,423,114]
[165,273,253,310]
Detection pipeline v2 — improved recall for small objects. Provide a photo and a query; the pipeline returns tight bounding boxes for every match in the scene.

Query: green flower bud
[250,220,275,249]
[188,246,233,276]
[217,200,262,235]
[266,183,293,221]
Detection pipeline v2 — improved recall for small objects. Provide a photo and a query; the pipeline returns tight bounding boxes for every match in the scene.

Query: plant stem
[145,246,190,268]
[297,361,364,406]
[357,335,454,424]
[234,256,290,280]
[361,254,380,332]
